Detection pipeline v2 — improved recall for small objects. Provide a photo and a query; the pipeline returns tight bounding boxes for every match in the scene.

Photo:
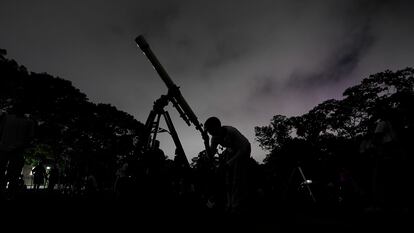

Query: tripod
[284,163,317,204]
[143,94,190,169]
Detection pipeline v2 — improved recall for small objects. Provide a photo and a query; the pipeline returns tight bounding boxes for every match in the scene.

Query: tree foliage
[256,67,414,164]
[1,49,145,188]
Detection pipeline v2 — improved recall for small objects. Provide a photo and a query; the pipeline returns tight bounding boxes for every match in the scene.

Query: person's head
[204,116,222,136]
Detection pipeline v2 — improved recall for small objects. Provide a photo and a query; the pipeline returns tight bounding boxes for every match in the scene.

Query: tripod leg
[163,111,190,169]
[298,166,316,203]
[150,113,162,149]
[143,110,157,149]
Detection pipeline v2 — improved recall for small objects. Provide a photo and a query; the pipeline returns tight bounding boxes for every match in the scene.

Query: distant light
[46,166,51,170]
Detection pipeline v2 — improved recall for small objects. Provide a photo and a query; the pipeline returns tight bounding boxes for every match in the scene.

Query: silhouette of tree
[255,67,414,208]
[255,115,293,153]
[256,67,414,163]
[1,49,145,192]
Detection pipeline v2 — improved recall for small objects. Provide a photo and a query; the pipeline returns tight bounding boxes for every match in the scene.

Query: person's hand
[202,132,210,141]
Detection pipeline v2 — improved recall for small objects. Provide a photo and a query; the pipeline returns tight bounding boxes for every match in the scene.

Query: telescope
[135,35,212,167]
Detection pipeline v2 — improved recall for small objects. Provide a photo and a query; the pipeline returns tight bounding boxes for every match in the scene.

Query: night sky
[1,0,413,162]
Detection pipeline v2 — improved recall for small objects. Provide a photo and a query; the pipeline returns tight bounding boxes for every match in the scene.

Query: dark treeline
[1,48,412,228]
[255,66,413,213]
[0,49,144,200]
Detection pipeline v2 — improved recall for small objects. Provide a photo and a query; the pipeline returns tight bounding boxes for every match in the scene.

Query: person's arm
[226,148,241,166]
[210,138,218,159]
[226,141,250,166]
[223,127,250,166]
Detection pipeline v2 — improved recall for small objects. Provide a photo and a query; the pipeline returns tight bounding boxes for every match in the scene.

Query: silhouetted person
[204,116,251,217]
[141,140,168,208]
[0,111,35,197]
[147,140,166,176]
[359,133,376,208]
[32,161,46,190]
[371,108,404,210]
[191,150,220,210]
[114,160,129,200]
[47,165,59,191]
[395,92,413,210]
[85,168,99,200]
[172,148,191,197]
[143,140,166,189]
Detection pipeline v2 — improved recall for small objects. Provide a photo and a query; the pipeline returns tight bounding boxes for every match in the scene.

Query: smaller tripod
[284,163,317,204]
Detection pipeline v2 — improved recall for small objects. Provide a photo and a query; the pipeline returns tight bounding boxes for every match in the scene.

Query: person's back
[33,163,46,189]
[204,117,251,217]
[218,126,250,155]
[48,167,59,191]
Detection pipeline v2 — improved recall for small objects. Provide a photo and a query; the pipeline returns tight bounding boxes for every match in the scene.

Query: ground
[1,189,410,232]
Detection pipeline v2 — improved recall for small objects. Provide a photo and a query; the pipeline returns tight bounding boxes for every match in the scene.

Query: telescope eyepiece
[135,35,149,49]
